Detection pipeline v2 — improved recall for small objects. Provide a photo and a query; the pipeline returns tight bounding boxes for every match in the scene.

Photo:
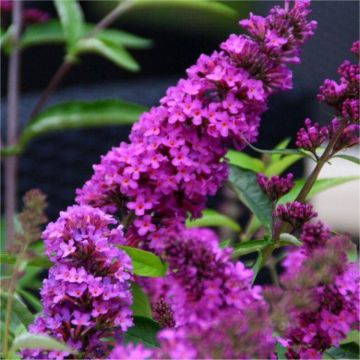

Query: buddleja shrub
[1,1,359,359]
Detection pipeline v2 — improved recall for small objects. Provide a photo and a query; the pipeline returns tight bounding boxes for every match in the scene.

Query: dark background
[1,0,359,219]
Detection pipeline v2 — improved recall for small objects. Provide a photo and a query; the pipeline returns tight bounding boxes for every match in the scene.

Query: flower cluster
[265,221,359,359]
[317,41,359,121]
[274,201,317,229]
[22,205,133,360]
[76,0,316,250]
[295,118,328,153]
[155,306,275,360]
[143,228,263,326]
[257,173,294,201]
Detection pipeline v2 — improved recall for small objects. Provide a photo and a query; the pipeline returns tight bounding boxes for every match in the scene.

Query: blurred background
[1,0,359,235]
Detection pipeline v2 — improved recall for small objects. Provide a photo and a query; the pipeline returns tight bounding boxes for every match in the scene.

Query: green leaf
[20,20,152,50]
[219,239,231,248]
[265,154,304,176]
[226,150,264,173]
[118,246,167,277]
[1,27,11,50]
[16,289,42,313]
[276,342,287,359]
[341,330,360,346]
[1,292,34,327]
[84,24,152,49]
[131,282,152,318]
[251,251,263,285]
[334,154,360,165]
[325,343,360,359]
[9,332,75,357]
[27,256,52,269]
[247,142,307,157]
[17,267,42,290]
[123,316,160,348]
[279,176,360,204]
[74,38,140,71]
[228,165,273,230]
[20,20,68,48]
[0,253,16,265]
[4,100,145,155]
[54,0,84,51]
[278,233,302,247]
[271,138,291,163]
[185,209,241,232]
[232,239,271,257]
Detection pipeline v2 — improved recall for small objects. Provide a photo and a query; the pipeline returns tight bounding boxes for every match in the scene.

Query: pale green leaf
[265,154,304,176]
[226,150,264,173]
[74,37,140,71]
[118,246,167,277]
[271,138,291,163]
[186,209,240,232]
[279,176,359,204]
[54,0,84,50]
[334,154,360,165]
[232,239,271,257]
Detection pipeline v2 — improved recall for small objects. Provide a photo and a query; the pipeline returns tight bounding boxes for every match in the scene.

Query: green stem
[257,119,347,270]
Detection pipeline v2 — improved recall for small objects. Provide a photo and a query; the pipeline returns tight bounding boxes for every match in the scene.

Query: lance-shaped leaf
[226,150,264,173]
[1,292,34,327]
[186,209,241,232]
[16,288,42,313]
[232,239,272,257]
[228,165,273,230]
[265,154,304,176]
[74,38,140,71]
[118,246,167,277]
[271,138,291,163]
[324,343,360,359]
[9,332,76,358]
[131,282,152,318]
[123,316,160,348]
[0,252,16,265]
[2,100,145,156]
[54,0,84,51]
[20,20,152,50]
[279,176,360,204]
[334,154,360,165]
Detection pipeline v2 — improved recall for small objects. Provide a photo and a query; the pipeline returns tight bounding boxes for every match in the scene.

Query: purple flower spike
[257,173,294,201]
[76,0,316,251]
[22,205,133,360]
[274,201,317,229]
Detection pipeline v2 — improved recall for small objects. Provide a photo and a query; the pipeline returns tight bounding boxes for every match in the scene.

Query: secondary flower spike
[76,0,316,250]
[22,206,133,360]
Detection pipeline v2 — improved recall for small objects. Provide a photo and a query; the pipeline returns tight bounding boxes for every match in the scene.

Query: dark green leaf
[123,316,160,348]
[228,166,273,230]
[9,332,76,357]
[118,246,167,277]
[265,154,304,176]
[186,209,240,232]
[334,154,360,165]
[325,343,359,359]
[54,0,84,50]
[279,176,359,204]
[17,267,42,290]
[341,330,360,346]
[226,150,264,173]
[16,289,42,313]
[131,282,152,318]
[1,292,34,327]
[74,38,140,71]
[0,253,16,265]
[1,27,11,50]
[5,100,145,155]
[219,239,231,248]
[232,239,271,257]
